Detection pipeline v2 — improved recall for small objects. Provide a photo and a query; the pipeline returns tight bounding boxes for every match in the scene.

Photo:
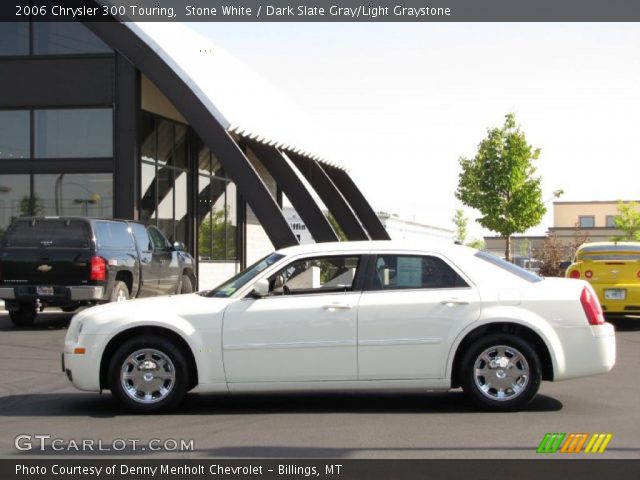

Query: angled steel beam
[245,139,339,243]
[84,20,298,249]
[321,165,391,240]
[285,150,369,241]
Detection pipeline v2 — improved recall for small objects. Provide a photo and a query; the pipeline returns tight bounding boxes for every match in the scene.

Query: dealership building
[0,20,389,288]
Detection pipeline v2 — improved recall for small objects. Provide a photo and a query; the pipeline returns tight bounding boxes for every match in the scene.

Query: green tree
[327,212,347,241]
[466,238,485,250]
[456,113,546,261]
[452,209,468,244]
[611,201,640,241]
[199,208,236,259]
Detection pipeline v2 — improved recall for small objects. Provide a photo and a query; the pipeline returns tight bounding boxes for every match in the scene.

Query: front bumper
[0,286,104,304]
[63,334,104,392]
[554,322,616,381]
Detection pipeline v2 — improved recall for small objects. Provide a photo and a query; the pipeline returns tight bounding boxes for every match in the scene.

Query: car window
[203,252,285,298]
[94,221,135,249]
[269,255,361,295]
[3,219,90,248]
[148,226,169,250]
[368,254,468,290]
[475,251,542,283]
[129,223,152,252]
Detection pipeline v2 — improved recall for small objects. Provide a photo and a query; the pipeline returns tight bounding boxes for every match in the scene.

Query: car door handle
[322,303,352,310]
[440,298,469,306]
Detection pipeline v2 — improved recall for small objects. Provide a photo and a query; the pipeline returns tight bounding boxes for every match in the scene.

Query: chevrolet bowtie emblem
[37,264,52,272]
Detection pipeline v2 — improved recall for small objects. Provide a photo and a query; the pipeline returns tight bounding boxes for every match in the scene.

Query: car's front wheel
[108,336,189,413]
[460,333,541,411]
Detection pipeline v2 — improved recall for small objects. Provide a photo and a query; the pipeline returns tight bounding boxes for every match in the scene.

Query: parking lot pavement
[0,310,639,459]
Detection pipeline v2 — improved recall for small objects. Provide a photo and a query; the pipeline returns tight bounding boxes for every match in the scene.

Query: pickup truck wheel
[180,274,193,294]
[9,303,37,327]
[110,281,129,303]
[460,333,541,411]
[108,336,188,413]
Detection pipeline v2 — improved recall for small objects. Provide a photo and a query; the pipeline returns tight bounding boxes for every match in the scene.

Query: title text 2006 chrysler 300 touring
[63,241,616,413]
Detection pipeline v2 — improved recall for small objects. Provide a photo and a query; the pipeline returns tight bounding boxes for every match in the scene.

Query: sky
[190,22,640,241]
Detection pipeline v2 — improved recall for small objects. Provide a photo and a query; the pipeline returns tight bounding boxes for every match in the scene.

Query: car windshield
[201,253,285,298]
[474,251,543,283]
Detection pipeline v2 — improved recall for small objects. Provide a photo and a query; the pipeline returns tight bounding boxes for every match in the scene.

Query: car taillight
[90,256,106,281]
[637,271,640,279]
[580,286,605,326]
[569,270,580,279]
[585,270,593,279]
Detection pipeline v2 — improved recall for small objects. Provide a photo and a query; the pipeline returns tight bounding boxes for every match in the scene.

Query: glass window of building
[198,173,238,261]
[33,22,112,55]
[33,174,113,217]
[34,109,113,158]
[605,215,618,228]
[0,111,30,159]
[139,111,190,245]
[0,23,29,56]
[579,215,595,228]
[0,175,30,237]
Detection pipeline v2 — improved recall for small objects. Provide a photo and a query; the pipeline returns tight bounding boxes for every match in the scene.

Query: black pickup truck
[0,217,196,326]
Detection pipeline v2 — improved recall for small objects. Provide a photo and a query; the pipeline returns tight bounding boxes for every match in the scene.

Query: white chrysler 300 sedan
[63,241,616,413]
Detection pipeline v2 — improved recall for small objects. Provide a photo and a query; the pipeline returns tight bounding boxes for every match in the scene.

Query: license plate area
[36,286,54,296]
[604,288,626,300]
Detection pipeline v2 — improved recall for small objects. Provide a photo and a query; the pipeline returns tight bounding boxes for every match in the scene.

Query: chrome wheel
[473,345,529,402]
[120,349,175,404]
[116,290,127,302]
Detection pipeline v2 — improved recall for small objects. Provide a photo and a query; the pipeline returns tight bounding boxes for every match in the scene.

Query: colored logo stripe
[584,433,613,454]
[560,433,589,453]
[537,433,566,453]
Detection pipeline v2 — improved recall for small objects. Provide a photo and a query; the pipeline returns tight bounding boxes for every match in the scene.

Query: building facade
[0,19,389,289]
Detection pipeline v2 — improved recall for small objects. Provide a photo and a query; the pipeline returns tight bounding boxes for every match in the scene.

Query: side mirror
[172,241,185,252]
[251,278,269,298]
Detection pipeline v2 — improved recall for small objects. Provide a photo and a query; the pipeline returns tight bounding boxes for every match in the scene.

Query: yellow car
[566,242,640,316]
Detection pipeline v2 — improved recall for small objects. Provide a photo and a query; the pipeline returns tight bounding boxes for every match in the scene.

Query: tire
[108,335,189,413]
[460,333,541,411]
[9,303,37,327]
[110,281,130,303]
[61,304,80,313]
[179,274,193,294]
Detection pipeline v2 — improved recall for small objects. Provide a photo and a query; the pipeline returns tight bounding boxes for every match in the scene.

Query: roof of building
[128,22,343,169]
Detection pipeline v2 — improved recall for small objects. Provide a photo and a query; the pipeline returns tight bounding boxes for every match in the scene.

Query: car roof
[275,239,470,257]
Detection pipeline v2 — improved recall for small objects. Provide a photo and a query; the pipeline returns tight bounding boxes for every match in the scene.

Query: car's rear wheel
[9,303,37,327]
[460,333,541,411]
[180,274,193,294]
[108,336,188,413]
[110,281,129,303]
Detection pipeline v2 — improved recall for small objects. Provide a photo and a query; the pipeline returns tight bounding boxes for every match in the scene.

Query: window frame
[605,215,618,228]
[362,253,471,292]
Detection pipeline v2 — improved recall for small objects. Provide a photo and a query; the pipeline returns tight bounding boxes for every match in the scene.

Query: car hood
[70,293,231,334]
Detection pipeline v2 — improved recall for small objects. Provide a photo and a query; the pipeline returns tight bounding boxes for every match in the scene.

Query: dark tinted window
[0,111,30,159]
[94,221,134,250]
[34,109,113,158]
[475,251,542,283]
[4,219,90,248]
[0,23,29,56]
[129,223,152,252]
[370,255,468,290]
[33,22,112,55]
[148,226,169,250]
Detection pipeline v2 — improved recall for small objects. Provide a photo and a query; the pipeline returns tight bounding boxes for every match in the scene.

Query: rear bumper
[591,283,640,314]
[0,286,105,304]
[554,322,616,381]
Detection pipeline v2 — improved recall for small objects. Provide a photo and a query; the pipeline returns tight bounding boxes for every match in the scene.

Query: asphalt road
[0,310,638,459]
